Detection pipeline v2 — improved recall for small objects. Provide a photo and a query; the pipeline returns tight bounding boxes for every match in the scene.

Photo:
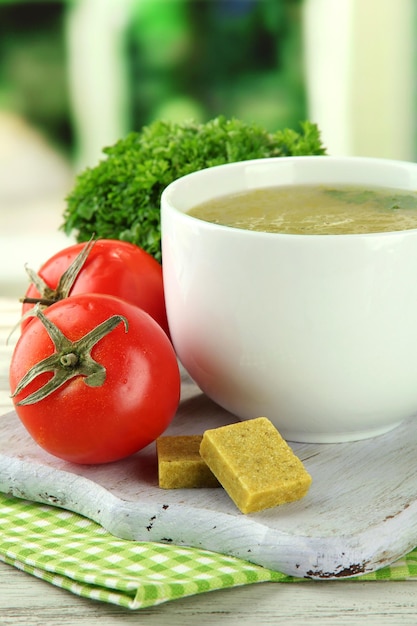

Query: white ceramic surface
[160,156,417,443]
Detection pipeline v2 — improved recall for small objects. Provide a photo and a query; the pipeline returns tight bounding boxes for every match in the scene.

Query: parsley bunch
[62,117,326,262]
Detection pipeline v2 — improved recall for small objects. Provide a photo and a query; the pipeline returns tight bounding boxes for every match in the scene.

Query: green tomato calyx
[21,236,96,308]
[12,304,128,406]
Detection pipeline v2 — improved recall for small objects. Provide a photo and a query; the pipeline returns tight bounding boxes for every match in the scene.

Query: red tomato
[10,294,180,464]
[22,239,170,336]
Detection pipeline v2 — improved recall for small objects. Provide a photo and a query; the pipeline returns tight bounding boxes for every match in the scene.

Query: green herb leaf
[324,188,417,211]
[62,117,326,262]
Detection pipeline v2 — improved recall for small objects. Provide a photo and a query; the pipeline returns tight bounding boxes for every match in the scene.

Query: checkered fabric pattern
[1,493,417,609]
[2,299,417,608]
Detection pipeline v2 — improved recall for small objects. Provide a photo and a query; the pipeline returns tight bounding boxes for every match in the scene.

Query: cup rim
[160,155,417,240]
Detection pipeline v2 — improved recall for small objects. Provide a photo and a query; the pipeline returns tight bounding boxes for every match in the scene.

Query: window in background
[0,1,73,155]
[2,0,305,168]
[126,0,306,133]
[1,0,416,166]
[303,0,417,160]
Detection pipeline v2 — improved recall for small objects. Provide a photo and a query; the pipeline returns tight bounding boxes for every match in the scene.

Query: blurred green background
[0,0,73,152]
[127,0,305,131]
[0,0,306,167]
[0,0,416,172]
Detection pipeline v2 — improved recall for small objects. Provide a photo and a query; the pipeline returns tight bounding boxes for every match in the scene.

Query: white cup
[161,156,417,442]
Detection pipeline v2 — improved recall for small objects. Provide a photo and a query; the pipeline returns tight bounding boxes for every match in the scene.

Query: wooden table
[1,296,417,625]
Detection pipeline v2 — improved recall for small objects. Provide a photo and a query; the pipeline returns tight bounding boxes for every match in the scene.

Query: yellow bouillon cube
[200,417,312,514]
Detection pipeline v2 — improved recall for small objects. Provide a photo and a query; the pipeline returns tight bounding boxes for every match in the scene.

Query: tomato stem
[60,353,79,367]
[22,236,96,308]
[20,296,57,306]
[11,304,129,406]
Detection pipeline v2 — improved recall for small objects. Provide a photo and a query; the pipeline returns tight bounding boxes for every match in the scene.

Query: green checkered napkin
[1,493,417,610]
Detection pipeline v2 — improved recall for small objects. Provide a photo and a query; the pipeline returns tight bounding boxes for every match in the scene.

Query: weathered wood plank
[1,372,417,579]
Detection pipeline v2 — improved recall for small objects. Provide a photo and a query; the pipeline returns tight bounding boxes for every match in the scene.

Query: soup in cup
[160,156,417,443]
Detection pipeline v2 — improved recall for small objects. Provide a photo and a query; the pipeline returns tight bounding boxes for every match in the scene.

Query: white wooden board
[1,373,417,580]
